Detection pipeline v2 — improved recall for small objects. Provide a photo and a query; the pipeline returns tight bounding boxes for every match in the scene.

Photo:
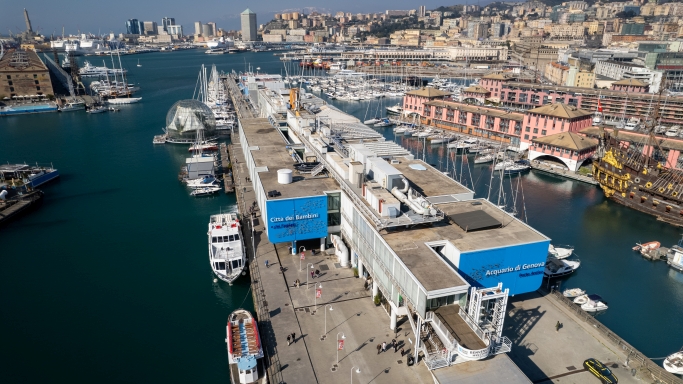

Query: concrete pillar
[291,241,296,255]
[372,281,378,298]
[358,259,364,278]
[320,236,326,252]
[390,306,397,331]
[414,317,422,359]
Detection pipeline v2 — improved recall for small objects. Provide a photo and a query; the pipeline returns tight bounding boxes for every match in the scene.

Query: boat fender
[634,177,640,183]
[645,182,653,188]
[660,187,665,193]
[673,192,679,197]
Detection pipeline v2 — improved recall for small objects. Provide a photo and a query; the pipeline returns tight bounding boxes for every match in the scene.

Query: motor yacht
[60,101,86,112]
[581,294,608,312]
[191,186,221,196]
[544,258,581,278]
[663,349,683,375]
[474,153,494,164]
[209,213,245,284]
[548,244,574,259]
[187,175,220,188]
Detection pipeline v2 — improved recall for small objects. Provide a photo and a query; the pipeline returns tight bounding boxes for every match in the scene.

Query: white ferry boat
[208,213,246,284]
[79,61,127,77]
[226,309,263,383]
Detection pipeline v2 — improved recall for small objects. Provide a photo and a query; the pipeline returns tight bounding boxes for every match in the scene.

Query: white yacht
[208,213,246,284]
[563,288,585,298]
[60,100,86,112]
[79,61,127,77]
[580,294,608,312]
[548,244,574,259]
[667,244,683,272]
[544,258,581,278]
[663,349,683,375]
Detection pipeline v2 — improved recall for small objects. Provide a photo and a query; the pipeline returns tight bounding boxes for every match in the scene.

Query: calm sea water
[0,50,681,383]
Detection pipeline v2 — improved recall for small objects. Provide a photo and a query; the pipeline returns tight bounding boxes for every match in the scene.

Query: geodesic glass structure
[165,99,216,140]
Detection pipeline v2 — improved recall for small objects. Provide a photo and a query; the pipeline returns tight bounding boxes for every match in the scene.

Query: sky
[1,0,478,37]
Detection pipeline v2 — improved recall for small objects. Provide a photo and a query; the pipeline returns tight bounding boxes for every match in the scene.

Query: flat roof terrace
[380,199,547,292]
[240,118,339,200]
[391,158,473,198]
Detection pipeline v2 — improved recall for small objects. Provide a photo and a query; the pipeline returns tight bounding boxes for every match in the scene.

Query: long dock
[0,190,43,226]
[219,143,234,193]
[530,160,599,185]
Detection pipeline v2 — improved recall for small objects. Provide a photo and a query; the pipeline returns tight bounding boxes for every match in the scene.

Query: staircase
[310,163,325,177]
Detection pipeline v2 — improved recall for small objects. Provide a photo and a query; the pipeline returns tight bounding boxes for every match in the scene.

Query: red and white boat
[633,241,660,255]
[226,309,263,383]
[189,142,218,152]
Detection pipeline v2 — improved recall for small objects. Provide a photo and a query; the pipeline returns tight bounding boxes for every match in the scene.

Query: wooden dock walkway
[530,161,599,185]
[220,143,235,193]
[0,190,44,226]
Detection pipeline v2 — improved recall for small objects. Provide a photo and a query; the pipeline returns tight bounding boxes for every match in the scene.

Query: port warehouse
[236,79,551,370]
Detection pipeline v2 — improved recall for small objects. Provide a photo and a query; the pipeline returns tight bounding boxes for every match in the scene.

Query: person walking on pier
[377,344,381,355]
[265,260,270,268]
[555,321,561,332]
[311,270,315,279]
[291,332,296,343]
[381,341,387,353]
[287,334,292,346]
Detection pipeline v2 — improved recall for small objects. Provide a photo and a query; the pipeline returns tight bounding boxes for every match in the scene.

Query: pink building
[520,103,594,150]
[460,85,491,105]
[528,132,598,171]
[423,100,524,145]
[610,78,649,93]
[402,87,451,116]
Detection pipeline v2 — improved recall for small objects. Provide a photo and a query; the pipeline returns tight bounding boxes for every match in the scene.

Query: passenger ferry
[208,213,246,284]
[226,309,263,383]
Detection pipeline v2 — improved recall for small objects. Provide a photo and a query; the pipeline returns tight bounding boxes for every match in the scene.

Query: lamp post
[350,366,360,383]
[336,332,346,365]
[306,263,314,289]
[323,304,333,338]
[299,246,307,271]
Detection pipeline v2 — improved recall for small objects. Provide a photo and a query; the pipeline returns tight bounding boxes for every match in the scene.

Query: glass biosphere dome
[165,99,216,140]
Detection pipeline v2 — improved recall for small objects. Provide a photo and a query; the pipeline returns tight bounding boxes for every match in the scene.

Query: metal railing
[547,289,683,384]
[458,306,489,344]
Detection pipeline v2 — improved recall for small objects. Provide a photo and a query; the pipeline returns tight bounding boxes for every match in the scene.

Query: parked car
[583,358,618,384]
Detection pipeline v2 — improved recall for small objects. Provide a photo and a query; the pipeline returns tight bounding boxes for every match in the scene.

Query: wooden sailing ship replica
[593,89,683,226]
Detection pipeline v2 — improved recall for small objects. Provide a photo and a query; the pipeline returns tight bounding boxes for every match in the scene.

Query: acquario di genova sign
[485,262,545,277]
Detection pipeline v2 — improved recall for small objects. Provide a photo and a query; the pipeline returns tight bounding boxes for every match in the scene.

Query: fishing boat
[226,309,263,383]
[581,294,608,312]
[544,258,581,278]
[563,288,585,298]
[663,348,683,375]
[593,95,683,226]
[208,213,245,284]
[548,244,574,259]
[190,186,221,196]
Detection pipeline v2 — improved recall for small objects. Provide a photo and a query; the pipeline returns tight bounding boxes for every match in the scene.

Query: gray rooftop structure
[239,117,339,200]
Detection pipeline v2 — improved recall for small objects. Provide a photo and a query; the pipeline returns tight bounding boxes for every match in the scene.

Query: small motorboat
[544,258,581,278]
[663,349,683,375]
[548,244,574,259]
[636,241,660,255]
[108,107,120,112]
[137,59,141,67]
[364,118,381,125]
[581,294,608,312]
[573,294,588,305]
[563,288,585,299]
[87,106,107,114]
[190,186,221,196]
[374,119,394,128]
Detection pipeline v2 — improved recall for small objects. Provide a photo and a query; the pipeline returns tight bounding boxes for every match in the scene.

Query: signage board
[266,195,328,243]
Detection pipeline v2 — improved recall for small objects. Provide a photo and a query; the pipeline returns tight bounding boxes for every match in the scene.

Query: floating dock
[219,143,234,193]
[0,190,44,226]
[530,160,598,185]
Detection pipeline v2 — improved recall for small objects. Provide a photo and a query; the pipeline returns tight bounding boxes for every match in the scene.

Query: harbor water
[1,50,682,382]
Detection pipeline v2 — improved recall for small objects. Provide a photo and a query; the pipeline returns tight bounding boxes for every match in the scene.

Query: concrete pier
[504,289,683,384]
[219,143,234,193]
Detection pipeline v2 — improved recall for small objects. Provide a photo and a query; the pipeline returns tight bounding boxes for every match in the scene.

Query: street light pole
[324,304,333,337]
[337,332,346,365]
[350,366,360,384]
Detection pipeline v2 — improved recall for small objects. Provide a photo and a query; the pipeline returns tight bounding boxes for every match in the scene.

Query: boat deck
[230,318,259,357]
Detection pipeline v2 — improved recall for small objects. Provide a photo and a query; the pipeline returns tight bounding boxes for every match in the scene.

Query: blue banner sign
[266,196,328,243]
